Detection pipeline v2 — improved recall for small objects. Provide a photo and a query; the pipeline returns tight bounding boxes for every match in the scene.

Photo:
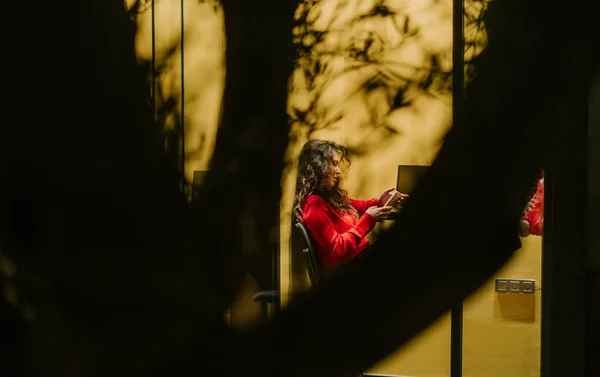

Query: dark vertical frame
[540,56,589,377]
[180,0,186,182]
[587,63,600,376]
[588,66,600,278]
[450,0,464,375]
[273,207,282,312]
[151,0,156,119]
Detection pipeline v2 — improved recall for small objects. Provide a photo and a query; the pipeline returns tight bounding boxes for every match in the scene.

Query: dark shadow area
[0,1,597,377]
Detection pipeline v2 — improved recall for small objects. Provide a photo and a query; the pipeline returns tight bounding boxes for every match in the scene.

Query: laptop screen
[396,165,429,195]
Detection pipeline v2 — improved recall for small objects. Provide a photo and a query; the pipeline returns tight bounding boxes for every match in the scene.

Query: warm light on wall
[130,0,225,184]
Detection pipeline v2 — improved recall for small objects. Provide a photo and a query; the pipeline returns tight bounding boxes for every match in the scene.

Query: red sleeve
[526,179,544,236]
[529,217,543,235]
[522,179,544,236]
[302,197,376,259]
[348,197,379,215]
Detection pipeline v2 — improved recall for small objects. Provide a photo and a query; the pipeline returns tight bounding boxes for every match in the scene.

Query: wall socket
[495,278,536,294]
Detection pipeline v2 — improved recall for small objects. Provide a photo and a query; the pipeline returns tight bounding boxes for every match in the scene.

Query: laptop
[385,165,429,220]
[396,165,429,195]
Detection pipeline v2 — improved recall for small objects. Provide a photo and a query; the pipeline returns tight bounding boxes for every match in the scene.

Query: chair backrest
[293,222,327,285]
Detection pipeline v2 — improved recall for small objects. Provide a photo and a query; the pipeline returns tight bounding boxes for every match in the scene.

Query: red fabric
[301,194,378,273]
[523,178,544,236]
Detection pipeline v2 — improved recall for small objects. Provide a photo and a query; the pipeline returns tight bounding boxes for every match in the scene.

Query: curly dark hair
[293,139,358,223]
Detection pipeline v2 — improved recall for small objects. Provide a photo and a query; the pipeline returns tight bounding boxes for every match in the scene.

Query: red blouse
[301,194,378,273]
[523,178,544,236]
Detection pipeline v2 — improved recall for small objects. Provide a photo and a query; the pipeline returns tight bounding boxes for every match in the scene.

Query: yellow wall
[363,236,542,377]
[462,236,542,377]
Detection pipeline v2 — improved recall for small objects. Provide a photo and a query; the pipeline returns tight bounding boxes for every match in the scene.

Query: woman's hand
[366,206,395,222]
[377,188,409,209]
[397,193,409,207]
[377,188,396,207]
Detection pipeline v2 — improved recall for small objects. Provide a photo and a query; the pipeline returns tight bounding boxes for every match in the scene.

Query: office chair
[251,222,324,321]
[193,171,280,323]
[293,222,327,285]
[252,289,279,321]
[251,222,282,322]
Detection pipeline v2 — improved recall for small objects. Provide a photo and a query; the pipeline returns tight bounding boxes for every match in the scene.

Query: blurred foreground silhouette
[0,0,597,377]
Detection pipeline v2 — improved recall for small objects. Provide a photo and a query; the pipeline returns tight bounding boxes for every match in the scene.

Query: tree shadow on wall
[128,0,188,192]
[289,0,458,156]
[289,0,492,158]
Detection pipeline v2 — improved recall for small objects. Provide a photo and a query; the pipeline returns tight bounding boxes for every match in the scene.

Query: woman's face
[324,150,342,191]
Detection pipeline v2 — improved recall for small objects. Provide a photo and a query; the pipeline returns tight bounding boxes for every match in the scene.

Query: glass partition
[283,0,458,375]
[129,0,546,375]
[460,1,544,376]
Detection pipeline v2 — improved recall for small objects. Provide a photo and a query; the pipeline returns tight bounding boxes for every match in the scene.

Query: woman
[520,171,544,237]
[293,139,407,273]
